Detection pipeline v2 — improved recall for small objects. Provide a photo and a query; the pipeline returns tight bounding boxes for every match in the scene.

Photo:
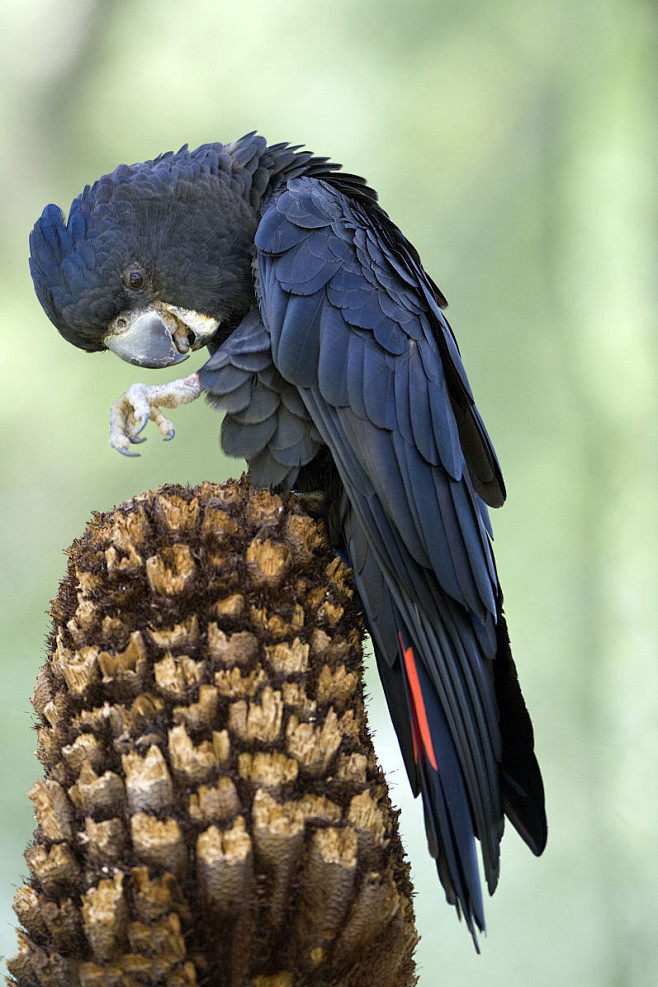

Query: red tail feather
[399,633,438,771]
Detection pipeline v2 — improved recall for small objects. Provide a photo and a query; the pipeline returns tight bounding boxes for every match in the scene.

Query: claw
[116,445,141,458]
[109,374,202,461]
[136,413,150,435]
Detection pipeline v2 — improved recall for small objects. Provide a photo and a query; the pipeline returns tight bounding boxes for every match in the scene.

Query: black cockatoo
[29,134,546,945]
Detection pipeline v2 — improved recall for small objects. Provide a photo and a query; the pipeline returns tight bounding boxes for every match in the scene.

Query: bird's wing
[253,177,523,936]
[255,178,500,621]
[199,308,323,487]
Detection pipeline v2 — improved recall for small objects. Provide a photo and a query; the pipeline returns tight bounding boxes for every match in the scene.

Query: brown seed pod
[7,479,418,987]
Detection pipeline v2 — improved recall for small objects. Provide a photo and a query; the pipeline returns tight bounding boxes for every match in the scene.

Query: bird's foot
[109,373,202,456]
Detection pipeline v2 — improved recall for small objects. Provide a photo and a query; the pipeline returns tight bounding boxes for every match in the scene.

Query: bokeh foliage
[1,1,656,984]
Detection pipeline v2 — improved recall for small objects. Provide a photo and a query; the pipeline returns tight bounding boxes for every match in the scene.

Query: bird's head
[29,145,258,367]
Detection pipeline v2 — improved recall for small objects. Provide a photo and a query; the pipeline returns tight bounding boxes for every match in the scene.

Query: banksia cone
[7,480,418,987]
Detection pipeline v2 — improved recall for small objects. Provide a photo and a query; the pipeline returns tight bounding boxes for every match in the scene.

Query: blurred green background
[1,0,656,983]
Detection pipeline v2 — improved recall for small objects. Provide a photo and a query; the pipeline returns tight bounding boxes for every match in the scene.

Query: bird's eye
[116,317,127,328]
[128,271,144,289]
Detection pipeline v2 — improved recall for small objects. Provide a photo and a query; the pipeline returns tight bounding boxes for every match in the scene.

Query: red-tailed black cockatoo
[29,134,546,946]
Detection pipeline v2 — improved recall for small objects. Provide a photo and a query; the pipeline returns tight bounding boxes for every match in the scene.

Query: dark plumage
[30,132,546,945]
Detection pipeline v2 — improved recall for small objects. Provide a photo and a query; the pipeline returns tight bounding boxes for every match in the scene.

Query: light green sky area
[0,1,656,983]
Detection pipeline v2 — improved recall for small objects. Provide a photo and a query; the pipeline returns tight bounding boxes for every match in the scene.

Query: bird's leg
[109,372,203,457]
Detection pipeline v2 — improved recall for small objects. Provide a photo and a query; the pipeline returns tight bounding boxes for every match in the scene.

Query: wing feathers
[246,175,546,934]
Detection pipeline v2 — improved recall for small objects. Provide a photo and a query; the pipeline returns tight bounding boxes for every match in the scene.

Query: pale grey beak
[105,310,190,368]
[104,306,220,368]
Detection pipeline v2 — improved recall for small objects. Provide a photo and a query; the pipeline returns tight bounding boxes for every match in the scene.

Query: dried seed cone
[7,479,418,987]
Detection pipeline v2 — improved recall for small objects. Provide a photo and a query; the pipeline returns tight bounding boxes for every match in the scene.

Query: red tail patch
[399,634,438,771]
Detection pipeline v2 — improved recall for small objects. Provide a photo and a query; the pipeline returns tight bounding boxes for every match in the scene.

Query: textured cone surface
[7,480,417,987]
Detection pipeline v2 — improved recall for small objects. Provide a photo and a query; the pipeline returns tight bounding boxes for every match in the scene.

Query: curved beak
[105,310,191,368]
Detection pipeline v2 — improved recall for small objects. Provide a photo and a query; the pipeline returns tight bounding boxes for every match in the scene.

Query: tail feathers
[346,531,421,796]
[493,603,547,856]
[375,649,421,796]
[398,630,485,946]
